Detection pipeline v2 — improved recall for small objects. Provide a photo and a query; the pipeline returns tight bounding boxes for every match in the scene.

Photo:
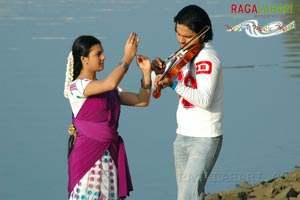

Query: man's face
[175,23,197,48]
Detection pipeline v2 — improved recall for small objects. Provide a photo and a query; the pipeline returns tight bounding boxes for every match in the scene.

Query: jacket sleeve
[174,49,222,109]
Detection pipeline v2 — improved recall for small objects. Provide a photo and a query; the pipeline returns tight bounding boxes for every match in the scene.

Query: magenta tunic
[68,90,133,198]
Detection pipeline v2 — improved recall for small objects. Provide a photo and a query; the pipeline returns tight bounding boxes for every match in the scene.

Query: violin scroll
[152,85,162,98]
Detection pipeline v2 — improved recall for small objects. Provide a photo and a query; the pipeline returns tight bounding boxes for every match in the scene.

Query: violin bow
[162,25,211,74]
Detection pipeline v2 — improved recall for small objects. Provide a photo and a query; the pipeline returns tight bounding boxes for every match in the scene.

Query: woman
[64,33,151,200]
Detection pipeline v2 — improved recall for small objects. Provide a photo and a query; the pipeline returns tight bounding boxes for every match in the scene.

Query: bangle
[141,79,151,89]
[171,81,178,89]
[119,61,129,70]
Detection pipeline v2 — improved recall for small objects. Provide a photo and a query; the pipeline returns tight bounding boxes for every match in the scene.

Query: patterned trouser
[69,151,125,200]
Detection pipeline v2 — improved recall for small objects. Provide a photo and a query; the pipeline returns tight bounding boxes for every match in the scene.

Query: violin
[152,25,210,99]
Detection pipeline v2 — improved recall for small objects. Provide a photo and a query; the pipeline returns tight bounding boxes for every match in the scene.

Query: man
[152,5,224,200]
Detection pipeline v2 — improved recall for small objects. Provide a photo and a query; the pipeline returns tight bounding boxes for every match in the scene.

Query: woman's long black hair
[68,35,101,158]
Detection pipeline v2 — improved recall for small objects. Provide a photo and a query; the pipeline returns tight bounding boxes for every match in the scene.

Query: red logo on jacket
[196,61,212,74]
[178,70,197,108]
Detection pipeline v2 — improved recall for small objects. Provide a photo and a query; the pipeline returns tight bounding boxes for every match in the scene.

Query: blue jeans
[173,134,223,200]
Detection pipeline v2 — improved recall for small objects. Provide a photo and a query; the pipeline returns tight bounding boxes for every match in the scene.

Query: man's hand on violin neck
[151,57,165,74]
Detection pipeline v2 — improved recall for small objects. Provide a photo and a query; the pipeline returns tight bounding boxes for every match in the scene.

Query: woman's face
[175,23,197,48]
[87,44,105,72]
